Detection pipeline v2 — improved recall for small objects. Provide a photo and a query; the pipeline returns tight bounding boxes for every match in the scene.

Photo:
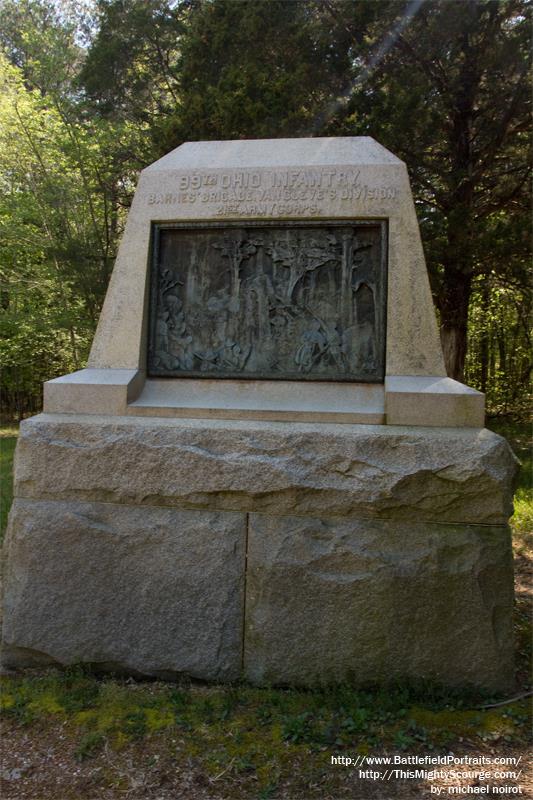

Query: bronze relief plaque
[148,221,387,381]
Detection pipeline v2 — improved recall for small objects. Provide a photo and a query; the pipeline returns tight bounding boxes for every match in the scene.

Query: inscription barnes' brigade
[147,168,399,209]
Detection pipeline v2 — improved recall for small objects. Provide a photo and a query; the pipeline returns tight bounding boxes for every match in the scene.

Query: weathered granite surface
[14,414,518,524]
[2,413,518,688]
[244,514,514,691]
[2,499,246,680]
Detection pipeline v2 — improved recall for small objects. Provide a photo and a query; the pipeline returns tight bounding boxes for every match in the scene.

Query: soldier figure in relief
[295,320,327,372]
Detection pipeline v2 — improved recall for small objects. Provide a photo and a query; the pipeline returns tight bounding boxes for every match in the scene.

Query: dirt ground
[1,723,531,799]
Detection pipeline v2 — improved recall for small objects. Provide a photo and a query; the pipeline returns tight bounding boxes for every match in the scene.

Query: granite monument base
[2,413,517,691]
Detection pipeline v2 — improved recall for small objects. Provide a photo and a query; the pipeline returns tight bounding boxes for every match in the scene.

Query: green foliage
[167,0,356,145]
[0,428,17,539]
[75,731,105,761]
[512,491,533,540]
[322,0,531,381]
[0,2,143,418]
[80,0,183,127]
[0,0,86,95]
[0,53,90,412]
[0,0,530,414]
[466,277,531,415]
[1,670,531,795]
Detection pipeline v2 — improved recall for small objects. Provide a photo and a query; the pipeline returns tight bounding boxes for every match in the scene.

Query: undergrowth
[1,668,531,787]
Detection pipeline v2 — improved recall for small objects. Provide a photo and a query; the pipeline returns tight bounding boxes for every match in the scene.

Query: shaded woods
[0,0,530,419]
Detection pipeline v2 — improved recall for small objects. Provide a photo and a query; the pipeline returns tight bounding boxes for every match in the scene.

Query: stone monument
[2,138,518,690]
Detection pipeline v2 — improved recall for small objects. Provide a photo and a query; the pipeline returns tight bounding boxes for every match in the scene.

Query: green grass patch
[1,669,531,790]
[511,488,533,542]
[0,425,18,540]
[1,671,531,795]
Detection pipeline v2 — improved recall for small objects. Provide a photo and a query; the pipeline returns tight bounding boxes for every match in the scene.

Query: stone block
[44,368,144,415]
[385,376,485,427]
[44,138,484,427]
[244,514,514,691]
[2,499,246,680]
[128,378,385,424]
[14,414,518,524]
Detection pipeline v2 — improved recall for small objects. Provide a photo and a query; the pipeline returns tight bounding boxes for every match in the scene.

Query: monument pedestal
[2,413,517,690]
[1,137,519,690]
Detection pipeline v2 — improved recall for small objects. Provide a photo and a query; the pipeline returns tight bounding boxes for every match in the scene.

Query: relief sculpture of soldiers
[148,222,386,381]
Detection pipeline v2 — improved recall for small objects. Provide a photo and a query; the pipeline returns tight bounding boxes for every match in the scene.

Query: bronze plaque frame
[148,220,387,382]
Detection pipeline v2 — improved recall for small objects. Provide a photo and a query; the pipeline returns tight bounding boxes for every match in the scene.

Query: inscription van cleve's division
[148,222,386,381]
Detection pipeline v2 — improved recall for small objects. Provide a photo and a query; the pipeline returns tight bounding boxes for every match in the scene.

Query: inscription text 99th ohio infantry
[148,220,386,382]
[147,168,399,218]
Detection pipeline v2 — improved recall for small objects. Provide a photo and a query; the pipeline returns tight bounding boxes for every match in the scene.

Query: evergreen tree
[320,0,531,380]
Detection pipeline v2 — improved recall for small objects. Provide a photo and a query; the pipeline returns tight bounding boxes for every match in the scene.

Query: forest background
[0,0,530,420]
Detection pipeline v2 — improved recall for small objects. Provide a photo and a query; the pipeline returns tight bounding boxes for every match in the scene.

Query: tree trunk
[436,5,479,384]
[439,269,472,382]
[479,283,490,392]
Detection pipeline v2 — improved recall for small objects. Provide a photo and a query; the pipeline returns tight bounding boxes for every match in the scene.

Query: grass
[1,668,531,796]
[0,425,18,539]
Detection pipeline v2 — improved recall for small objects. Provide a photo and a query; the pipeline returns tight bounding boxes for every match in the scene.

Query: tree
[0,53,88,415]
[0,1,139,416]
[170,0,356,144]
[78,0,185,162]
[116,0,530,384]
[319,0,531,381]
[81,0,360,152]
[465,273,531,414]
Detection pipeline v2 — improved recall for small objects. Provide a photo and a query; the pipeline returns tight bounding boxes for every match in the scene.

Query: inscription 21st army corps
[147,168,399,217]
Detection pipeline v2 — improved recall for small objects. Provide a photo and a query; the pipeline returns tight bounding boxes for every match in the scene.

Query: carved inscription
[148,222,386,382]
[147,169,398,217]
